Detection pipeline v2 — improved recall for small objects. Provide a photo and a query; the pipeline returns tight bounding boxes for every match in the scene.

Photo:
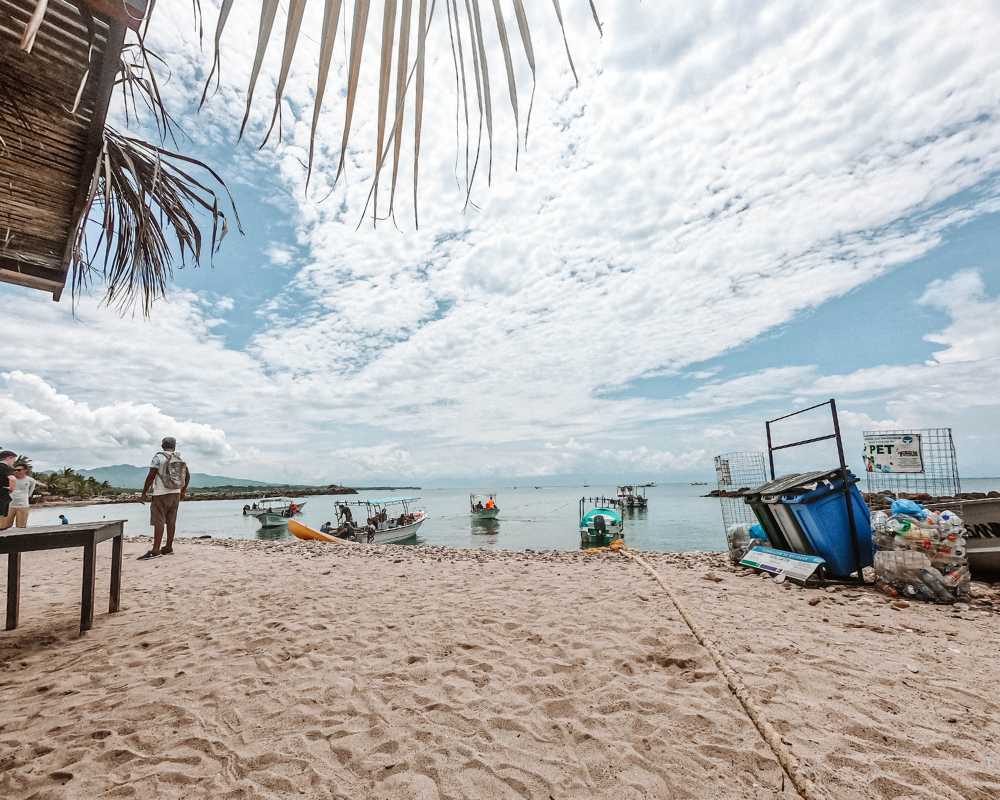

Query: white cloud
[0,371,234,467]
[4,2,1000,481]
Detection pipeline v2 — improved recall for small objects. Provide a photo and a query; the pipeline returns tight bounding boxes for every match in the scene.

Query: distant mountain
[79,464,274,490]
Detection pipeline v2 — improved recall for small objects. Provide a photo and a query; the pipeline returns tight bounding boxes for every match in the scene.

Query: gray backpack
[157,451,188,490]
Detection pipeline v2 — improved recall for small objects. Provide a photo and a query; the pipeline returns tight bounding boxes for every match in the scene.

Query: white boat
[470,492,500,520]
[246,497,306,528]
[323,497,427,543]
[615,485,648,510]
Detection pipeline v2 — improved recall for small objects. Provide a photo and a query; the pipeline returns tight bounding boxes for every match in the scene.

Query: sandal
[136,550,161,561]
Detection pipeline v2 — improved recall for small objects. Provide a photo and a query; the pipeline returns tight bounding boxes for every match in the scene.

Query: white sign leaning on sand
[862,433,924,474]
[740,546,825,581]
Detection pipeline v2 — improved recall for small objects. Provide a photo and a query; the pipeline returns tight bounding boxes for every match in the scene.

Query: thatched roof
[0,0,145,298]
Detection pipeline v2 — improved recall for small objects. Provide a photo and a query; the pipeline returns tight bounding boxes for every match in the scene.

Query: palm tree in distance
[14,1,603,312]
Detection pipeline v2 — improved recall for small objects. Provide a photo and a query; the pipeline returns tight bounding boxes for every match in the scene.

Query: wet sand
[1,539,998,799]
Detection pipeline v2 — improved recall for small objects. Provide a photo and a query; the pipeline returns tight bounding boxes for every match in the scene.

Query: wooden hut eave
[0,0,140,300]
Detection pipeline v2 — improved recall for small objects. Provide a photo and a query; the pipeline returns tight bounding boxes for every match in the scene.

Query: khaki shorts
[150,493,181,528]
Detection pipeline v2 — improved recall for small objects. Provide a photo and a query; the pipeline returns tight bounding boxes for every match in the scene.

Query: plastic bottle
[917,568,955,603]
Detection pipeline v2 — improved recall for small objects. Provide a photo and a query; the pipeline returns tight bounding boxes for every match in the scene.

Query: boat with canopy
[579,498,624,546]
[245,497,306,528]
[470,493,500,520]
[615,485,648,510]
[290,497,426,544]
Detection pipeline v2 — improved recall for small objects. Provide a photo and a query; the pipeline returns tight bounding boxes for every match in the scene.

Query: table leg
[81,541,96,634]
[5,552,20,631]
[110,535,123,613]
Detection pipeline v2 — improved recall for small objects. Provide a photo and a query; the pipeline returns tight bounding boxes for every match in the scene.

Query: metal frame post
[765,398,866,583]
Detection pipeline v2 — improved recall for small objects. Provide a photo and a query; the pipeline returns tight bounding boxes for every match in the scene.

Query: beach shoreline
[1,539,998,799]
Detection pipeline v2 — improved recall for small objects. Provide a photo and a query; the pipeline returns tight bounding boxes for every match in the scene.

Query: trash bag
[872,503,969,602]
[889,498,928,519]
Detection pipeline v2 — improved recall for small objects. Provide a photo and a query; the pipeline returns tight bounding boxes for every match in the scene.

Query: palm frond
[71,129,242,315]
[200,0,601,225]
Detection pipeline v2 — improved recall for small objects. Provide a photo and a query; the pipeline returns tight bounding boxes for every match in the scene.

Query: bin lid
[750,469,855,498]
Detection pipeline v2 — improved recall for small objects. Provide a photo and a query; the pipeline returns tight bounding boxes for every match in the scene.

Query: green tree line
[14,458,124,500]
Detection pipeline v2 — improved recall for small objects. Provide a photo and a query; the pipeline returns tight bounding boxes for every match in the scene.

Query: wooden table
[1,520,126,635]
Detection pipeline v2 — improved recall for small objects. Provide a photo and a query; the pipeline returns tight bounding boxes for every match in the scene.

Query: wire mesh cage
[714,452,769,553]
[862,428,960,498]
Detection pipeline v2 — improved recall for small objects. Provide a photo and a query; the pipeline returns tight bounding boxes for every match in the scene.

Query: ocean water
[24,480,1000,553]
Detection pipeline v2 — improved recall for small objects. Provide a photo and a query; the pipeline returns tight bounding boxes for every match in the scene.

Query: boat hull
[288,519,343,542]
[471,508,500,520]
[580,525,624,546]
[288,517,425,544]
[254,513,288,528]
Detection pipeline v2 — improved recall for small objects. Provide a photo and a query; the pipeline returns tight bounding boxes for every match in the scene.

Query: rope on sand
[623,550,827,800]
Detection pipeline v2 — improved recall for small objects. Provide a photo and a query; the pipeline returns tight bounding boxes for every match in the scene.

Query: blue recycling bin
[782,475,874,578]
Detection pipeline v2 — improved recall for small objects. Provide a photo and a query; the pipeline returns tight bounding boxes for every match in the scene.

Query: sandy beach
[2,540,999,800]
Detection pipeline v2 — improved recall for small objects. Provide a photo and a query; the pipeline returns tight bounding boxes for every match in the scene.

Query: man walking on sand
[138,437,190,560]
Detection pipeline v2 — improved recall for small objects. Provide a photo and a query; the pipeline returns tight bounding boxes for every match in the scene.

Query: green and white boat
[579,498,624,546]
[470,493,500,520]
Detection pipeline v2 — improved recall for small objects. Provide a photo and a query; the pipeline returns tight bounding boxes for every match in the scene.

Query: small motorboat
[291,497,426,544]
[614,485,648,510]
[579,498,624,546]
[470,492,500,520]
[248,497,306,528]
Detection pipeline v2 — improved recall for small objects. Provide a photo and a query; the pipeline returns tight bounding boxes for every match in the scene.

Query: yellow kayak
[287,519,351,543]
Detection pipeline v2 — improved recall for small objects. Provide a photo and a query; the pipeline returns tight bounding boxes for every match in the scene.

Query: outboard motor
[593,514,607,535]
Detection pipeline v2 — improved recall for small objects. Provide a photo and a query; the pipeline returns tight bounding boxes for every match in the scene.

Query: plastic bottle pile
[726,523,768,564]
[871,499,970,603]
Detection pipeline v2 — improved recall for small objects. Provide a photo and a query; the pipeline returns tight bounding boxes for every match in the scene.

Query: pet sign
[739,546,826,581]
[862,433,924,474]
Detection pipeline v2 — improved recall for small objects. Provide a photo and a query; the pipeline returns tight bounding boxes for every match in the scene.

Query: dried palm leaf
[372,0,398,221]
[489,0,519,168]
[307,0,345,189]
[469,0,494,184]
[335,0,373,183]
[388,0,413,217]
[194,0,602,225]
[412,0,428,226]
[263,0,308,146]
[18,0,49,53]
[72,130,242,314]
[550,0,579,87]
[238,0,281,139]
[511,0,536,147]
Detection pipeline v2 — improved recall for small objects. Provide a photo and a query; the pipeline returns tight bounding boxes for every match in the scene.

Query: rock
[702,572,724,583]
[907,664,921,674]
[891,600,910,610]
[808,597,822,606]
[953,602,970,612]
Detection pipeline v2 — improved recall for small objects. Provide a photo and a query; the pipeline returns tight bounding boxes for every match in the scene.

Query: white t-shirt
[10,476,37,508]
[150,452,182,495]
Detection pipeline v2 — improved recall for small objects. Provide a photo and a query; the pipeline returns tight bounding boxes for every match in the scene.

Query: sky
[2,1,1000,485]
